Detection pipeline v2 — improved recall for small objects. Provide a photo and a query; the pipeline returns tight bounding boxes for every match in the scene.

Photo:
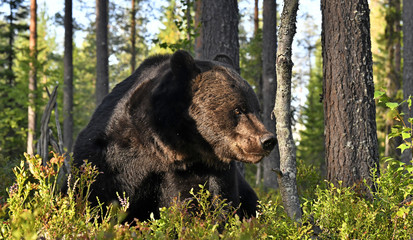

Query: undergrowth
[0,152,411,239]
[1,92,413,239]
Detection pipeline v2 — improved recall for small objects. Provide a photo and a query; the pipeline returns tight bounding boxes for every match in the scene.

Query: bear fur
[72,50,276,222]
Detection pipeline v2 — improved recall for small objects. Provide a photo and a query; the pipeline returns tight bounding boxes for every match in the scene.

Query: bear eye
[234,108,243,116]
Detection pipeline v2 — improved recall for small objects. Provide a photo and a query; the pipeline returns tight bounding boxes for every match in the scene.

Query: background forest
[0,0,413,239]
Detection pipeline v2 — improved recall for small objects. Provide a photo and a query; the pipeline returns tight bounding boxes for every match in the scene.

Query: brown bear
[72,50,276,222]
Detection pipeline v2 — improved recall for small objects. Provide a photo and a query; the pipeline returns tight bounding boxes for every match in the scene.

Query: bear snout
[260,134,276,152]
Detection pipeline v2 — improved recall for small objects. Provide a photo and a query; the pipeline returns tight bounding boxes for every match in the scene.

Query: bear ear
[213,54,235,68]
[170,50,199,78]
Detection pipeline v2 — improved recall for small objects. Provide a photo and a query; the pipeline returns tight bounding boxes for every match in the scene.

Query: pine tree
[0,0,29,159]
[371,0,403,159]
[297,41,325,175]
[321,0,379,189]
[96,0,109,106]
[153,0,195,54]
[109,1,148,84]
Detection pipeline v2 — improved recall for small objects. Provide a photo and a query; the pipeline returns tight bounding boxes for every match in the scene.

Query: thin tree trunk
[63,0,74,152]
[96,0,109,106]
[384,0,402,159]
[254,0,259,34]
[254,0,262,186]
[130,0,136,73]
[7,2,14,86]
[262,0,279,189]
[274,0,301,221]
[401,0,413,163]
[27,0,37,155]
[186,0,191,46]
[321,0,379,189]
[194,0,202,58]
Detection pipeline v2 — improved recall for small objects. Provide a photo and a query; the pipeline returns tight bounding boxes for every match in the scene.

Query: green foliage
[152,0,198,53]
[1,150,413,239]
[301,158,413,239]
[375,90,413,156]
[239,29,262,91]
[296,158,323,200]
[297,40,325,176]
[0,153,131,239]
[372,1,403,159]
[0,0,29,83]
[72,26,97,139]
[0,6,63,159]
[109,1,149,81]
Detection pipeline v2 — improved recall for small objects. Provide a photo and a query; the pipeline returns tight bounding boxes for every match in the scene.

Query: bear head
[148,50,276,166]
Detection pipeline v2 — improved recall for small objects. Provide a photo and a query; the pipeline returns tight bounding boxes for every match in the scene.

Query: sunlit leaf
[374,90,385,99]
[397,143,411,153]
[386,102,399,110]
[402,132,411,140]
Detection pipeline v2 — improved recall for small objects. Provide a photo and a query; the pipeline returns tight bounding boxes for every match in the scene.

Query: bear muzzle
[233,133,277,164]
[260,134,277,152]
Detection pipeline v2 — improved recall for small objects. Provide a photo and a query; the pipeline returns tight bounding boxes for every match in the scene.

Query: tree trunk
[321,0,380,189]
[254,0,262,186]
[27,0,37,155]
[186,0,191,46]
[254,0,259,34]
[200,0,240,73]
[7,2,14,86]
[401,0,413,163]
[96,0,109,106]
[274,0,301,221]
[130,0,136,73]
[194,0,202,59]
[262,0,279,189]
[63,0,73,152]
[384,0,402,159]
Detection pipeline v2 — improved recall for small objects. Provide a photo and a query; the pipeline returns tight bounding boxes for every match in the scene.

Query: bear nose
[260,134,276,152]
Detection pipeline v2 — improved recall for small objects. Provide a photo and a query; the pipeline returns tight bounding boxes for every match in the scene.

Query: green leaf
[402,132,411,140]
[389,127,402,139]
[396,207,409,218]
[386,102,399,110]
[374,90,386,99]
[405,165,413,173]
[397,143,411,153]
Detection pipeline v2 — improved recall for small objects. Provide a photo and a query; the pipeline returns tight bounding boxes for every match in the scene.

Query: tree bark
[274,0,301,221]
[200,0,240,73]
[401,0,413,163]
[27,0,37,155]
[96,0,109,106]
[321,0,380,188]
[254,0,259,34]
[63,0,74,152]
[130,0,136,73]
[262,0,279,189]
[194,0,202,59]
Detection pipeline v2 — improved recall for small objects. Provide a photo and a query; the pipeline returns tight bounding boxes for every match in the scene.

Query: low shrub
[0,152,412,239]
